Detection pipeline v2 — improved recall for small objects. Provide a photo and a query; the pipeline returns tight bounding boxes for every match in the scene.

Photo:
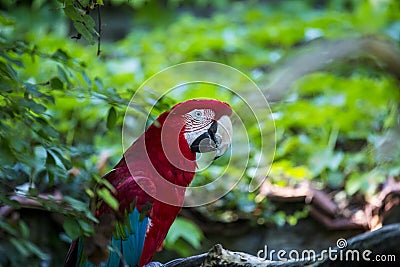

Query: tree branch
[163,223,400,266]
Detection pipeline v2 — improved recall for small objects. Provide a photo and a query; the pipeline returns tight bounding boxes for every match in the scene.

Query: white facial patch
[184,128,209,148]
[183,109,215,147]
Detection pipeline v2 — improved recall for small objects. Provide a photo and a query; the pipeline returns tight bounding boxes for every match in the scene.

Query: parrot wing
[106,172,155,267]
[70,166,157,267]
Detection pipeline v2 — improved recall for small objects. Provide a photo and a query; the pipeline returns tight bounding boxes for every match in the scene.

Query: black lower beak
[190,121,218,153]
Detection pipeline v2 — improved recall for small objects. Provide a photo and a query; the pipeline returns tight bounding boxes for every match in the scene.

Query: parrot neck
[144,112,197,187]
[121,111,197,195]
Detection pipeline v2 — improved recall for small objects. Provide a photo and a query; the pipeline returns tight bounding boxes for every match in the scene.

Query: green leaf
[77,219,94,235]
[0,220,19,236]
[63,217,82,240]
[106,106,117,129]
[50,77,64,89]
[10,238,29,256]
[165,217,203,250]
[52,49,71,61]
[82,14,96,30]
[94,77,103,90]
[63,196,88,212]
[24,241,48,260]
[81,71,92,88]
[46,150,56,166]
[73,21,95,45]
[18,98,46,114]
[327,171,344,189]
[28,186,39,196]
[0,61,17,81]
[49,147,73,170]
[19,221,30,239]
[0,12,15,26]
[23,82,38,95]
[43,124,59,139]
[96,188,119,211]
[63,5,83,22]
[345,173,363,196]
[0,194,21,209]
[57,65,71,85]
[79,0,90,6]
[308,149,344,177]
[272,211,286,227]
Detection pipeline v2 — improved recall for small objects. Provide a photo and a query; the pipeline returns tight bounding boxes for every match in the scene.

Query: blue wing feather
[107,238,121,267]
[76,208,149,267]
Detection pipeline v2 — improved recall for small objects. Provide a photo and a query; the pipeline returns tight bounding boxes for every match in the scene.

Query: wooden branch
[261,181,339,217]
[161,223,400,267]
[259,178,400,231]
[309,207,368,230]
[365,177,400,230]
[0,191,64,218]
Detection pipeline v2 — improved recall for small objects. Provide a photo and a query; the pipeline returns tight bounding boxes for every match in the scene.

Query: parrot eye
[192,110,203,120]
[183,109,215,133]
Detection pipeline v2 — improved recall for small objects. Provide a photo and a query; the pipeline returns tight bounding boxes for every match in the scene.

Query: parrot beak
[190,115,232,159]
[212,115,233,159]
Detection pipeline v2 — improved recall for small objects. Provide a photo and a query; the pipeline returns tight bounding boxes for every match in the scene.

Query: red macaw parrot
[65,99,233,267]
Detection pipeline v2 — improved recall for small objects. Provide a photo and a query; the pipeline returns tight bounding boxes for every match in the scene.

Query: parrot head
[166,99,233,160]
[125,99,233,189]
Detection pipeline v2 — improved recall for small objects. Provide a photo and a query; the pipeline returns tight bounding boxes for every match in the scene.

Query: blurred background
[0,0,400,266]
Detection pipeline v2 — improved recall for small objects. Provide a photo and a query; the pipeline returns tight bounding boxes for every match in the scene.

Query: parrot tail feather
[66,208,149,267]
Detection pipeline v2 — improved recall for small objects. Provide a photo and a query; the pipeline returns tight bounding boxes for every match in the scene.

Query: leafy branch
[59,0,104,54]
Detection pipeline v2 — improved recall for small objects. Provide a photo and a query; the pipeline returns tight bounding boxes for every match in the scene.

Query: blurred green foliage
[0,0,400,265]
[164,217,204,257]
